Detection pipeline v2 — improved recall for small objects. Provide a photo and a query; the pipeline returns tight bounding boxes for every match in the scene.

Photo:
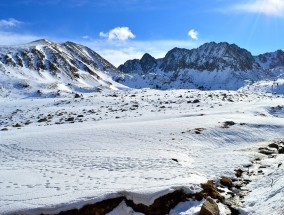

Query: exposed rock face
[140,53,158,72]
[199,197,220,215]
[119,42,258,74]
[55,197,125,215]
[255,50,284,69]
[118,53,158,75]
[118,59,142,74]
[118,42,283,90]
[160,42,256,72]
[48,190,191,215]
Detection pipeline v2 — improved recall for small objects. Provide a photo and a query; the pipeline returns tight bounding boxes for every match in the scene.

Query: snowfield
[0,89,284,215]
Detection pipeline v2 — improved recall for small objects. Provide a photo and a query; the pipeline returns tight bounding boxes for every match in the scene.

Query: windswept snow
[0,89,284,214]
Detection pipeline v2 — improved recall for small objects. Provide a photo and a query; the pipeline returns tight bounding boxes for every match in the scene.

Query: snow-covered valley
[1,89,284,215]
[0,39,284,215]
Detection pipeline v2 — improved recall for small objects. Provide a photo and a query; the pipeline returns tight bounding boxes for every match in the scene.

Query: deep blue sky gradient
[1,0,284,65]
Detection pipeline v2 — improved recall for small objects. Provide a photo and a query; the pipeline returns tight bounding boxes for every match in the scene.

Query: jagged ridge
[118,42,284,90]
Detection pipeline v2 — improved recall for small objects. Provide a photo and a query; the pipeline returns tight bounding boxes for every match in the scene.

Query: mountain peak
[62,41,80,46]
[140,53,157,72]
[140,53,156,64]
[141,53,155,61]
[276,49,284,54]
[29,39,52,45]
[199,41,241,52]
[256,49,284,69]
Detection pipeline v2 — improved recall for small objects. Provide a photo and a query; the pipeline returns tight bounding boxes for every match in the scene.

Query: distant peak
[170,47,182,52]
[63,41,76,45]
[141,53,155,61]
[203,41,217,46]
[201,41,232,48]
[62,41,86,49]
[164,47,186,58]
[30,39,52,45]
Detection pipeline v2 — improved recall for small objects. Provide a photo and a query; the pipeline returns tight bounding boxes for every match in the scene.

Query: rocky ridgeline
[118,42,284,90]
[119,42,258,73]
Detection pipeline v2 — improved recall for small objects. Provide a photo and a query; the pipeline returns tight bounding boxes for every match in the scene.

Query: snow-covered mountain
[118,42,284,91]
[1,40,284,96]
[0,39,125,97]
[255,49,284,70]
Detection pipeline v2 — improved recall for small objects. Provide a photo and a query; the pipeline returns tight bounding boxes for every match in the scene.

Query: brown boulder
[220,176,233,188]
[199,197,220,215]
[234,169,243,178]
[196,180,224,202]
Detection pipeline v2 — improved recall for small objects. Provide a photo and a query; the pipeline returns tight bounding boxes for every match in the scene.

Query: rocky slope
[0,39,125,97]
[255,49,284,70]
[118,42,284,91]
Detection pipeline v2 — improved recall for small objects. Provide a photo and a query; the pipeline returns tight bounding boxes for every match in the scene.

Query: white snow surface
[0,89,284,215]
[240,77,284,94]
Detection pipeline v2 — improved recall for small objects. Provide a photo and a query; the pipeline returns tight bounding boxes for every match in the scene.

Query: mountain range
[0,40,283,97]
[118,42,284,91]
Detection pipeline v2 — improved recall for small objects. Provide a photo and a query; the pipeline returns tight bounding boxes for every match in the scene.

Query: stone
[13,123,22,127]
[234,169,243,178]
[192,99,200,103]
[196,180,224,202]
[74,93,81,98]
[199,197,220,215]
[278,147,284,154]
[66,117,75,122]
[220,176,233,188]
[226,121,235,125]
[268,143,279,150]
[259,149,275,155]
[38,118,48,122]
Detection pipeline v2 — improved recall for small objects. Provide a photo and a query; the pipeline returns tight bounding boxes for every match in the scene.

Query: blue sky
[1,0,284,66]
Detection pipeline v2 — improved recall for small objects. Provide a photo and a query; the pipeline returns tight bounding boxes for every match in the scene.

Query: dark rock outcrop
[46,190,192,215]
[278,147,284,154]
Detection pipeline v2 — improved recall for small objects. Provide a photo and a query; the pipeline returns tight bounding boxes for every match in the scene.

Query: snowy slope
[0,39,126,97]
[118,42,284,92]
[255,50,284,70]
[0,89,283,214]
